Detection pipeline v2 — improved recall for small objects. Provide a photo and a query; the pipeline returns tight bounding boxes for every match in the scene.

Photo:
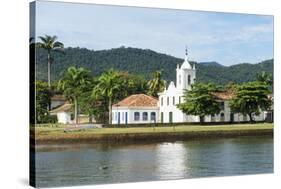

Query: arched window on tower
[179,75,181,85]
[188,75,191,85]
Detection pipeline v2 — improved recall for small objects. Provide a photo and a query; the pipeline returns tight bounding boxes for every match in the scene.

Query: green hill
[35,47,273,85]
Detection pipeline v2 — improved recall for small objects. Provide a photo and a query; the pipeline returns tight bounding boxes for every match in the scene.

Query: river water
[35,136,273,187]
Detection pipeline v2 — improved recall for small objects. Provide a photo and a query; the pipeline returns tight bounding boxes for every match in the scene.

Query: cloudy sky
[35,1,273,65]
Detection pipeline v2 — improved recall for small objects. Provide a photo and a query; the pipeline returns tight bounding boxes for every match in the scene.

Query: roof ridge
[127,95,140,106]
[113,93,158,107]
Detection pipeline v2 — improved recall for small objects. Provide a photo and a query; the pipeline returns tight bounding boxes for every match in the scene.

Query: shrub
[39,114,58,124]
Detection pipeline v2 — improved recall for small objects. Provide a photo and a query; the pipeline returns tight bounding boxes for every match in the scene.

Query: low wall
[103,121,266,128]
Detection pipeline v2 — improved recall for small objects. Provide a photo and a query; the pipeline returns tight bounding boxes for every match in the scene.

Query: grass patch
[32,123,273,144]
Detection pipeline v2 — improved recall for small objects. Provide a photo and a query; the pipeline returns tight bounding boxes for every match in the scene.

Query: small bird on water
[99,166,108,170]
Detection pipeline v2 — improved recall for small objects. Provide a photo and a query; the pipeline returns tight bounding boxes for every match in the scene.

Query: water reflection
[156,142,187,179]
[35,136,273,187]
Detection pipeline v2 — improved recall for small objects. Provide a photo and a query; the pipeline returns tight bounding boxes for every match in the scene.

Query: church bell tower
[176,46,196,90]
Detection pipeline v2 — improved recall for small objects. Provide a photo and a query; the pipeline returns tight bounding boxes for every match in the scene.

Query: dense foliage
[35,47,273,85]
[229,81,272,122]
[147,70,166,97]
[177,83,221,123]
[58,67,93,124]
[92,69,124,124]
[89,69,147,123]
[35,81,58,123]
[256,71,273,88]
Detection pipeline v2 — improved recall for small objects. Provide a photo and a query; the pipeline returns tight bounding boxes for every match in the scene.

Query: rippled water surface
[35,136,273,187]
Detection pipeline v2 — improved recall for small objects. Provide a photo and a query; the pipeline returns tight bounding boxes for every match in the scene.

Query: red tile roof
[51,95,67,101]
[113,94,158,107]
[211,90,235,100]
[50,103,72,113]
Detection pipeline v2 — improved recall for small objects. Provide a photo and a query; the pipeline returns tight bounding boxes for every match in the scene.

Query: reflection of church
[111,48,266,125]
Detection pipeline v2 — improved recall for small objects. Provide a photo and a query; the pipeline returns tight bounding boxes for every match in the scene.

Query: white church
[111,48,266,125]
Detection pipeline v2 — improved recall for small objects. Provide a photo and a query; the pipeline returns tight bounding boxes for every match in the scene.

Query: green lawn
[32,123,273,138]
[31,123,273,144]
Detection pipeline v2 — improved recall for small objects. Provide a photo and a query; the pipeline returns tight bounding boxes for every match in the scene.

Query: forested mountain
[199,61,224,67]
[35,47,273,85]
[197,59,273,84]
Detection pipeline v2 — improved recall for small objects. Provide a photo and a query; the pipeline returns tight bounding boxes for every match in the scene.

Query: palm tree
[58,67,92,125]
[256,71,273,86]
[147,70,166,97]
[92,70,122,124]
[37,35,64,87]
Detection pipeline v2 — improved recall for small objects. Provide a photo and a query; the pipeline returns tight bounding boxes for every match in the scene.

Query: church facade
[158,49,265,123]
[158,49,198,123]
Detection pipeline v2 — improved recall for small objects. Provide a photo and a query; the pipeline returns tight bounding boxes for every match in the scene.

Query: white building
[112,48,265,125]
[158,48,265,123]
[112,94,159,124]
[158,48,198,123]
[50,103,72,124]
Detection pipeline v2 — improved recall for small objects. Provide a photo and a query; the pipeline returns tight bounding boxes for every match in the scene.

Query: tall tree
[58,67,92,124]
[79,78,97,123]
[37,35,64,87]
[147,70,166,97]
[256,71,273,92]
[177,83,220,124]
[229,81,271,123]
[35,81,52,123]
[256,72,273,85]
[116,72,148,99]
[92,70,123,124]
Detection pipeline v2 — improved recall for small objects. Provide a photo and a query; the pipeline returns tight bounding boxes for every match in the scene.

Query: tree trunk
[48,98,51,111]
[89,113,93,123]
[248,113,253,123]
[199,116,204,125]
[47,53,51,111]
[108,98,112,124]
[47,53,51,87]
[74,97,79,125]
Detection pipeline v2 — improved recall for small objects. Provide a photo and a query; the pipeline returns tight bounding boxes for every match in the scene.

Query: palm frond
[53,41,64,48]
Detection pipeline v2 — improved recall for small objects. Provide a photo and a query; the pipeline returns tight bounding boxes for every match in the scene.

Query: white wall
[159,98,266,123]
[112,107,159,124]
[159,91,185,123]
[176,63,196,91]
[57,112,71,124]
[201,101,265,123]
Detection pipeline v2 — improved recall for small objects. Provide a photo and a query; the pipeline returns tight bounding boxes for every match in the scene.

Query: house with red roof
[112,94,159,124]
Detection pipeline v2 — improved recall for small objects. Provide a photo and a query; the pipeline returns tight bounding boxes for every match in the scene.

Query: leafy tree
[58,67,92,124]
[86,94,108,123]
[37,35,64,87]
[177,83,220,124]
[35,81,51,123]
[256,71,273,92]
[87,72,147,124]
[229,81,271,122]
[92,69,123,124]
[116,72,148,99]
[147,70,166,97]
[256,71,273,86]
[79,78,98,123]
